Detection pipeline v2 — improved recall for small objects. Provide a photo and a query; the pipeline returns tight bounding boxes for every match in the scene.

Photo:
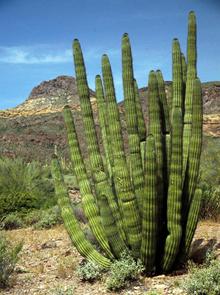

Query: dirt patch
[1,221,219,295]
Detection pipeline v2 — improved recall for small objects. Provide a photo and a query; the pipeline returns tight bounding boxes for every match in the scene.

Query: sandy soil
[1,220,219,295]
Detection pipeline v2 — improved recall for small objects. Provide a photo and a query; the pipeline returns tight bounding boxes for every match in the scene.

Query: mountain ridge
[0,75,219,162]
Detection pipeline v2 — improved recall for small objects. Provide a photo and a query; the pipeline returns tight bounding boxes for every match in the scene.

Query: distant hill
[0,76,219,162]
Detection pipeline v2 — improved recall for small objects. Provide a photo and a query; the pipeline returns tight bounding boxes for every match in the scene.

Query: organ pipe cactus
[51,11,203,274]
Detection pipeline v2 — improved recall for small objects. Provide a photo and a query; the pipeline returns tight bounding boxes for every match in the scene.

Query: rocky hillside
[0,76,219,162]
[2,76,95,116]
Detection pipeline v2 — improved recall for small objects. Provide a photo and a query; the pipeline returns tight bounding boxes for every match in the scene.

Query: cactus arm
[187,78,203,205]
[73,39,106,182]
[162,107,183,272]
[177,79,203,264]
[51,155,111,268]
[172,39,183,110]
[102,54,141,257]
[156,70,170,134]
[165,134,171,181]
[181,53,187,86]
[63,106,114,259]
[73,41,126,245]
[134,79,146,141]
[122,33,144,213]
[99,193,128,258]
[95,75,112,178]
[183,188,202,258]
[141,135,158,272]
[182,11,197,179]
[147,71,165,243]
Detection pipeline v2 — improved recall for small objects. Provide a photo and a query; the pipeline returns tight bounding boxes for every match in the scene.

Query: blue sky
[0,0,220,109]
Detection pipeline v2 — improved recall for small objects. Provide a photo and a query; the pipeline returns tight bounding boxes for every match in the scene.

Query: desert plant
[51,11,203,274]
[0,213,23,230]
[76,260,105,282]
[183,259,220,295]
[199,136,220,220]
[33,206,62,229]
[0,233,22,288]
[0,158,55,217]
[106,251,144,291]
[199,184,220,220]
[51,286,75,295]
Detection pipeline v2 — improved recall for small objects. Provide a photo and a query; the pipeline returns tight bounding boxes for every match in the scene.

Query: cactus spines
[52,11,203,274]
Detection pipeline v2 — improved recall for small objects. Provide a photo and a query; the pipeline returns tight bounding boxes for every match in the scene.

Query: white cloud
[0,44,120,65]
[0,45,72,64]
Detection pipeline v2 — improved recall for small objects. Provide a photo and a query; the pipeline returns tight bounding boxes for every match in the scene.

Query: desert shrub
[64,174,79,189]
[51,285,75,295]
[200,136,220,186]
[33,206,62,229]
[0,213,23,230]
[199,136,220,220]
[106,251,144,291]
[76,260,105,282]
[0,158,55,217]
[199,183,220,220]
[23,209,42,226]
[183,259,220,295]
[0,233,22,288]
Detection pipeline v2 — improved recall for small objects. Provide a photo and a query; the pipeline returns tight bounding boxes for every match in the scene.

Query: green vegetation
[0,157,55,217]
[0,233,22,288]
[0,206,62,230]
[0,213,23,230]
[51,286,75,295]
[76,260,105,282]
[33,206,62,229]
[199,136,220,220]
[184,255,220,295]
[106,251,144,291]
[51,10,203,275]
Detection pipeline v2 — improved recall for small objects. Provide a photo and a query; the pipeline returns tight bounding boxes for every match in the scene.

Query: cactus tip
[189,10,195,15]
[123,32,129,37]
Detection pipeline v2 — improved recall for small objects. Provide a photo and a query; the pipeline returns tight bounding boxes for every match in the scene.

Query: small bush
[106,251,144,291]
[23,209,42,226]
[51,285,75,295]
[184,258,220,295]
[0,233,22,288]
[76,260,105,282]
[0,213,23,230]
[200,183,220,220]
[34,206,62,229]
